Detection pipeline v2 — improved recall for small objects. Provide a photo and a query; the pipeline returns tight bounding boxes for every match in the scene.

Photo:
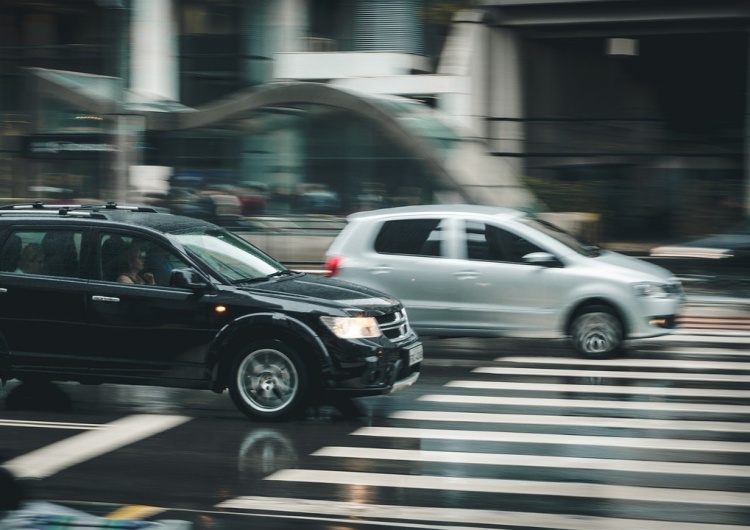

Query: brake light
[324,256,344,277]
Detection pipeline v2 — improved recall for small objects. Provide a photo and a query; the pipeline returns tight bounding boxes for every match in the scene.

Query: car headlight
[320,316,382,338]
[632,282,670,298]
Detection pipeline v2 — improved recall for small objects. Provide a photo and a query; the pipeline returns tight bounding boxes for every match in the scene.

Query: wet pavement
[2,323,749,529]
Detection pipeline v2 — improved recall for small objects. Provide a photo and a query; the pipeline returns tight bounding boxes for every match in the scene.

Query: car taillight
[324,256,344,277]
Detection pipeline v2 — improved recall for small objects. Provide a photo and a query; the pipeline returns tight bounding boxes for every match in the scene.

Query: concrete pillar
[745,32,750,216]
[436,9,485,138]
[272,0,308,54]
[130,0,178,101]
[487,27,524,176]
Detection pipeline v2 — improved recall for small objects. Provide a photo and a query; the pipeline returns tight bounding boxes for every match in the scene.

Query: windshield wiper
[231,276,270,285]
[231,270,296,285]
[266,269,296,279]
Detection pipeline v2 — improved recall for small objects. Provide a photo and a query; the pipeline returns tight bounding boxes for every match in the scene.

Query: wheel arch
[207,312,330,392]
[565,297,629,338]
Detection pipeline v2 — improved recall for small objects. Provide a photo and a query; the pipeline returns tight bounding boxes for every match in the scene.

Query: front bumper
[326,339,423,397]
[629,295,685,339]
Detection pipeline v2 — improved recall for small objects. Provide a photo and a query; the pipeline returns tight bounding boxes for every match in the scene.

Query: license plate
[407,344,423,366]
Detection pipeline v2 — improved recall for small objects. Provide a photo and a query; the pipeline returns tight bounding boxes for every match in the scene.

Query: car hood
[590,250,676,281]
[244,273,402,312]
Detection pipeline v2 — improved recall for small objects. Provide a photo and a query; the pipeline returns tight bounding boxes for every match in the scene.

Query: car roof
[0,203,216,234]
[347,204,527,222]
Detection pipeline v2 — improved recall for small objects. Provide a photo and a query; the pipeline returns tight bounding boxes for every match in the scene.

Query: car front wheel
[570,306,623,358]
[228,340,308,421]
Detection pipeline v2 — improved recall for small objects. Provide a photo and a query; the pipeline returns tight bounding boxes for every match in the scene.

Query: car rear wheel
[570,305,623,358]
[229,339,308,421]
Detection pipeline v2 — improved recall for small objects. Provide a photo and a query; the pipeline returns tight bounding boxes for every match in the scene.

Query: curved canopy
[29,70,538,211]
[156,82,538,210]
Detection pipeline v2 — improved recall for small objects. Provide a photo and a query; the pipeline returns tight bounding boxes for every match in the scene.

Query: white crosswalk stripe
[389,409,750,432]
[312,446,750,477]
[499,356,750,370]
[216,495,750,530]
[266,468,750,506]
[351,426,750,452]
[419,395,750,414]
[217,332,750,529]
[446,379,750,398]
[419,393,750,414]
[473,365,750,382]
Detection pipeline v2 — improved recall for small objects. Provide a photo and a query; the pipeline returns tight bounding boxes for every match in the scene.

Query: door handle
[92,295,120,303]
[0,288,6,293]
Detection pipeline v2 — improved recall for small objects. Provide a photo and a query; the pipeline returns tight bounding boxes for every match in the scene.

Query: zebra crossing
[217,333,750,529]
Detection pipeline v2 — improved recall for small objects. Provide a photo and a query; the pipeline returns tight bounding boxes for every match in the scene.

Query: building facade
[0,0,747,241]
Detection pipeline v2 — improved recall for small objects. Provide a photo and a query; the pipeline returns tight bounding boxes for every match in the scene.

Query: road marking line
[445,380,750,398]
[0,420,103,430]
[216,495,745,530]
[498,357,750,370]
[352,426,750,453]
[389,410,750,432]
[651,347,750,356]
[652,333,750,343]
[265,469,750,506]
[312,446,750,477]
[473,366,750,382]
[2,414,190,479]
[420,394,750,414]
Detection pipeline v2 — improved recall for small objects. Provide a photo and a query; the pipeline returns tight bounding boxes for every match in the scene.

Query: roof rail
[0,201,159,214]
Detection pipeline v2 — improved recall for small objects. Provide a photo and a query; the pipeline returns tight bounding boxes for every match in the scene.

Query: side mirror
[170,268,213,293]
[522,252,562,267]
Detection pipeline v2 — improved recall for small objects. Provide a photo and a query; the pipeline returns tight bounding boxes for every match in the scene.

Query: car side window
[373,218,446,257]
[465,221,543,264]
[1,230,83,278]
[98,233,188,286]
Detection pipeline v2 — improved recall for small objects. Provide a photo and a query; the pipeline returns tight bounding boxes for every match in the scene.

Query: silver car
[324,205,685,358]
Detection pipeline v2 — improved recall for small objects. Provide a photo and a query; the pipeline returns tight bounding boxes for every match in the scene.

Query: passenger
[15,243,45,274]
[117,242,155,285]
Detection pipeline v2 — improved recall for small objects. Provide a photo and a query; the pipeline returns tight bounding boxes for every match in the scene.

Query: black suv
[0,203,422,420]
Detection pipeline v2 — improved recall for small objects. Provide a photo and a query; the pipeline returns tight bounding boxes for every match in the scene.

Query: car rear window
[373,218,446,257]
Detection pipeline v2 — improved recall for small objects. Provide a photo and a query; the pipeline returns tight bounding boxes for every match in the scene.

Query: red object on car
[324,256,344,277]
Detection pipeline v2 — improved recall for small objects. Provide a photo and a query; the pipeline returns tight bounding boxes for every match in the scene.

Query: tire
[228,339,308,421]
[570,305,623,358]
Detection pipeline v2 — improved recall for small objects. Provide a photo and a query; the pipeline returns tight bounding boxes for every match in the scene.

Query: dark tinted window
[374,218,445,257]
[98,233,188,286]
[465,221,542,263]
[1,230,82,278]
[520,217,599,257]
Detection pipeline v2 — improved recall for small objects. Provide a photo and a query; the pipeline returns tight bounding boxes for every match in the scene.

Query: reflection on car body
[325,205,685,358]
[0,202,421,421]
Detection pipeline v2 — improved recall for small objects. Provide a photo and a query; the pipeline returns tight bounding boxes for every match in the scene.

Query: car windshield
[172,227,287,282]
[521,217,601,257]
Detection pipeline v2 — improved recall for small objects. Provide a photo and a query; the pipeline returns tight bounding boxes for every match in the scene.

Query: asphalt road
[1,330,749,530]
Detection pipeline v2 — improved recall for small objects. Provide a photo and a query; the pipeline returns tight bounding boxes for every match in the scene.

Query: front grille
[376,310,411,344]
